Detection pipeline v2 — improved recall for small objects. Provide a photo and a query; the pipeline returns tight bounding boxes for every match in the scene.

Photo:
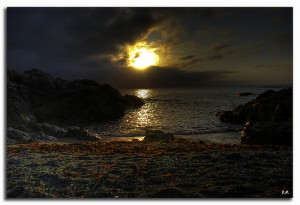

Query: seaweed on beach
[7,141,292,198]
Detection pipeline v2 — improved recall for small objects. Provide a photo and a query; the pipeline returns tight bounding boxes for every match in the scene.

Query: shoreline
[55,131,241,144]
[7,131,241,145]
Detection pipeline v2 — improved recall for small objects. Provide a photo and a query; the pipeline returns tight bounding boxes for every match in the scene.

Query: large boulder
[216,88,292,145]
[241,120,292,145]
[144,130,175,142]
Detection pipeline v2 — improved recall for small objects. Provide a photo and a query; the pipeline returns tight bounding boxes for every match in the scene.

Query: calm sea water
[91,86,285,140]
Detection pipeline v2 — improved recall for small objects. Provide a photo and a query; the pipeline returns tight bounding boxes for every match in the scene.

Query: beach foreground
[7,140,292,198]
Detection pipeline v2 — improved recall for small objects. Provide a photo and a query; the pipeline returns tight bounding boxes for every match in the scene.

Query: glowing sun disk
[128,47,159,69]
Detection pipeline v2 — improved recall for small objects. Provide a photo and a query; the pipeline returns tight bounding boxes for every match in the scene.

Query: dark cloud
[188,8,225,20]
[7,8,167,71]
[253,64,289,69]
[178,58,203,68]
[200,8,219,20]
[65,8,165,57]
[206,54,223,60]
[7,7,292,86]
[179,54,224,67]
[179,55,195,61]
[213,44,229,51]
[186,58,203,66]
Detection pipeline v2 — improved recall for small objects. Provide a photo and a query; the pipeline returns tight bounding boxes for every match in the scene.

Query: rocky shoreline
[216,88,292,145]
[7,69,144,144]
[6,69,293,198]
[8,69,292,146]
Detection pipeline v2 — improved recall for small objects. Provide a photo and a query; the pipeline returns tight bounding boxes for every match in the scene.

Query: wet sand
[7,140,292,198]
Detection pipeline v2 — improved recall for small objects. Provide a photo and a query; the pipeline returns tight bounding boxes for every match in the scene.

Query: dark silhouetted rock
[7,90,37,130]
[39,123,66,138]
[21,69,56,90]
[8,69,143,126]
[215,111,243,124]
[241,119,292,145]
[144,130,175,142]
[53,78,71,90]
[7,125,58,143]
[7,69,143,143]
[65,127,101,141]
[7,127,32,142]
[217,88,292,145]
[8,69,22,82]
[123,94,144,107]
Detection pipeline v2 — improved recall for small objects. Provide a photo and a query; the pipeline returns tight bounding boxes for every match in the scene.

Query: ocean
[91,86,286,143]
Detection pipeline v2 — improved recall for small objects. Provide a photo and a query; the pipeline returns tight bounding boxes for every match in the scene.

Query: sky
[7,7,293,88]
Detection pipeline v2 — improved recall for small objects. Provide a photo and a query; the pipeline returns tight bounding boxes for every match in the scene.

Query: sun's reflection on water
[128,89,159,128]
[135,89,151,99]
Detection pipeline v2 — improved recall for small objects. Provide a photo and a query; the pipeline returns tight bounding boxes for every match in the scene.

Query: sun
[128,43,159,70]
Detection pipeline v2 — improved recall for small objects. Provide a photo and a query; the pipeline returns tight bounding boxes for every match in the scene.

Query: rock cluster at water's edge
[216,88,292,145]
[7,69,144,143]
[143,130,175,142]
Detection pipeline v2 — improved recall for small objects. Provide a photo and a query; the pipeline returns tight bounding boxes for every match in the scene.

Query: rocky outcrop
[21,69,56,90]
[216,88,292,145]
[143,130,175,142]
[39,123,66,138]
[8,69,144,125]
[7,127,32,143]
[7,125,58,144]
[123,94,144,107]
[7,69,144,143]
[65,127,101,141]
